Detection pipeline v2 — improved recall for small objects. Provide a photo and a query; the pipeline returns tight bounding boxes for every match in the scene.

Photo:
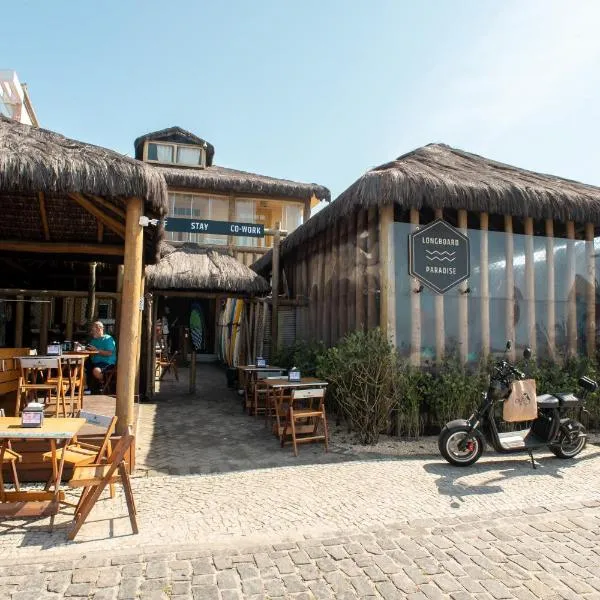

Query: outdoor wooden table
[263,378,329,439]
[237,365,286,413]
[0,417,86,522]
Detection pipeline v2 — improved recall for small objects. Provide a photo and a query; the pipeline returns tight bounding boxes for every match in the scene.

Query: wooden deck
[1,395,138,483]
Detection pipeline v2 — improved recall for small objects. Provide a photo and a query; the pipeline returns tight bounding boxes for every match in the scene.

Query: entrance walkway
[136,363,356,476]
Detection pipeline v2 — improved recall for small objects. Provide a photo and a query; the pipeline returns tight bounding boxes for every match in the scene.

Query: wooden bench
[0,348,32,417]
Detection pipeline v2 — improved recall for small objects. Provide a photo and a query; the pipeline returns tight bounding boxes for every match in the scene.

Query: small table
[237,366,286,413]
[263,378,329,438]
[0,417,86,522]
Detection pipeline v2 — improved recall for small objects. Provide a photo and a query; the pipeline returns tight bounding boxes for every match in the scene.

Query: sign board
[409,219,470,294]
[164,218,265,238]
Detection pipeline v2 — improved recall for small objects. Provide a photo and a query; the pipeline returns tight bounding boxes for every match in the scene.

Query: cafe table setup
[237,361,286,413]
[0,413,86,526]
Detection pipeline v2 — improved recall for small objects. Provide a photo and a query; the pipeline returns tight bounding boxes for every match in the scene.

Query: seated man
[87,321,117,390]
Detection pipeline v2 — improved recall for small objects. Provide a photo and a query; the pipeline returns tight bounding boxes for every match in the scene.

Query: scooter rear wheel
[439,426,484,466]
[550,425,587,459]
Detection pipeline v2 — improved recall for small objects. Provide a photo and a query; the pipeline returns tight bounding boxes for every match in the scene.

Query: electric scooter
[438,341,597,467]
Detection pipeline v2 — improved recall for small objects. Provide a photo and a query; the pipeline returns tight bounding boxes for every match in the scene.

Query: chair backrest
[79,410,115,429]
[257,370,285,380]
[18,356,61,370]
[77,412,118,462]
[292,388,326,400]
[18,356,62,384]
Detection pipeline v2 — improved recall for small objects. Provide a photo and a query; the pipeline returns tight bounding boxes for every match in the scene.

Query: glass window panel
[147,143,173,163]
[236,199,257,247]
[177,146,202,166]
[282,204,303,234]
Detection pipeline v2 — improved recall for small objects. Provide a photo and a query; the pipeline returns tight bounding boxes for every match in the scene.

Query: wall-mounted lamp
[460,287,471,295]
[413,284,424,293]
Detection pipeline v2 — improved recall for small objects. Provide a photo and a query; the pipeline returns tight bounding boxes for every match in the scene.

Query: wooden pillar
[116,197,144,435]
[434,208,445,361]
[356,210,367,332]
[134,276,145,398]
[40,300,49,353]
[14,295,24,348]
[366,207,378,330]
[524,217,536,356]
[505,215,515,361]
[410,209,421,366]
[379,205,396,346]
[585,223,596,357]
[114,264,124,337]
[227,194,236,249]
[87,262,97,323]
[480,213,490,357]
[545,220,556,360]
[144,292,154,400]
[65,297,74,340]
[566,221,577,357]
[458,209,468,363]
[271,224,281,353]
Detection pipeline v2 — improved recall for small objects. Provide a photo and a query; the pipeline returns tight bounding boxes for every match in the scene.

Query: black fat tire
[438,426,484,467]
[550,424,587,459]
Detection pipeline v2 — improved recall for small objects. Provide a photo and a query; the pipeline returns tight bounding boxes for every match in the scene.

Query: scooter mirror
[506,341,512,351]
[523,347,532,360]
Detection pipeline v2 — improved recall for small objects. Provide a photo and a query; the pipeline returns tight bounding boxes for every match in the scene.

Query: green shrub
[271,340,326,375]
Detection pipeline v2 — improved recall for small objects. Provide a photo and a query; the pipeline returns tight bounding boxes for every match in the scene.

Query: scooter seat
[536,394,559,409]
[554,392,580,407]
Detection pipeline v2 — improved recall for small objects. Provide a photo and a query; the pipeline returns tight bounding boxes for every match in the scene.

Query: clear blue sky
[3,0,600,202]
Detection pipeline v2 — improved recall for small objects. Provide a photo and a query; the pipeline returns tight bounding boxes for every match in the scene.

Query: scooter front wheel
[439,426,484,466]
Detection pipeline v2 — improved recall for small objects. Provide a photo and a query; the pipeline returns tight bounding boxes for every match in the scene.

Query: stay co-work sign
[409,219,470,294]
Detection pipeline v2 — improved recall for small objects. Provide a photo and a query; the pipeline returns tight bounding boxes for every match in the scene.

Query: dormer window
[144,141,205,167]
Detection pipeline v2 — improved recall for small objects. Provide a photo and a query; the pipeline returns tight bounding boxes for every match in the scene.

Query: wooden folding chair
[62,356,86,415]
[281,388,329,456]
[66,426,137,540]
[156,350,178,382]
[16,356,68,417]
[0,409,21,502]
[253,371,285,416]
[43,414,118,498]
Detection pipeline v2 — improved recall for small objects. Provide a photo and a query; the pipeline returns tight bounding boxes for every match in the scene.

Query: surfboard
[189,302,203,352]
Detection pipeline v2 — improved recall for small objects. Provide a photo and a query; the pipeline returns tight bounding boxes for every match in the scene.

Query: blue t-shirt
[89,334,117,366]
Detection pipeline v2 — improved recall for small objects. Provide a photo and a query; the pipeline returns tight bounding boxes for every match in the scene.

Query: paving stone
[191,584,219,600]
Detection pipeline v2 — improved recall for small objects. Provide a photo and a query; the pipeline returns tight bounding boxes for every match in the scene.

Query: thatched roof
[155,163,330,202]
[253,143,600,272]
[146,242,270,295]
[0,115,168,213]
[134,126,216,166]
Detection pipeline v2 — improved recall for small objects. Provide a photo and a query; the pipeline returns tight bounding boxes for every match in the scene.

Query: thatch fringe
[155,164,330,202]
[0,115,168,215]
[253,143,600,272]
[146,242,270,295]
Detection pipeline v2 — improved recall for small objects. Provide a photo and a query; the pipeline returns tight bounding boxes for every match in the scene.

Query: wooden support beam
[586,223,596,357]
[458,209,468,363]
[379,205,396,346]
[505,215,515,361]
[116,197,144,436]
[40,300,50,354]
[566,220,577,357]
[356,210,367,332]
[480,212,490,357]
[90,195,126,219]
[0,241,123,256]
[65,296,74,341]
[0,288,118,299]
[227,194,236,248]
[87,262,97,323]
[434,208,445,361]
[545,220,556,360]
[271,224,281,353]
[69,193,125,239]
[410,209,421,366]
[97,222,104,243]
[38,192,50,241]
[14,295,24,348]
[524,217,536,356]
[144,293,154,400]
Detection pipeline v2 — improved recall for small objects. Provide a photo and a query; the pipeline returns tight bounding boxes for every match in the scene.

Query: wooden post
[65,296,74,340]
[480,213,490,357]
[115,264,124,337]
[505,215,515,361]
[227,194,236,250]
[458,209,468,363]
[434,208,445,360]
[189,350,197,393]
[271,223,281,353]
[87,262,97,323]
[585,223,596,357]
[116,197,144,436]
[524,217,536,356]
[379,205,396,346]
[14,295,24,348]
[356,210,367,332]
[40,300,49,353]
[567,221,577,357]
[545,220,556,360]
[410,209,421,366]
[144,293,154,400]
[367,207,379,330]
[134,275,145,398]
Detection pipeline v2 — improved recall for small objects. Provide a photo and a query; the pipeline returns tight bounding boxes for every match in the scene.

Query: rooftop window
[145,141,205,167]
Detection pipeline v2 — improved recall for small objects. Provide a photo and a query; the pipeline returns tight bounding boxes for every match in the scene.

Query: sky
[3,0,600,206]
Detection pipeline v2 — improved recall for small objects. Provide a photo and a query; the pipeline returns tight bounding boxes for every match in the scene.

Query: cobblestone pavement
[1,364,600,598]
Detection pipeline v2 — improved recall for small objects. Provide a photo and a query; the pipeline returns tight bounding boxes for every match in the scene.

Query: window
[145,141,205,167]
[166,192,228,245]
